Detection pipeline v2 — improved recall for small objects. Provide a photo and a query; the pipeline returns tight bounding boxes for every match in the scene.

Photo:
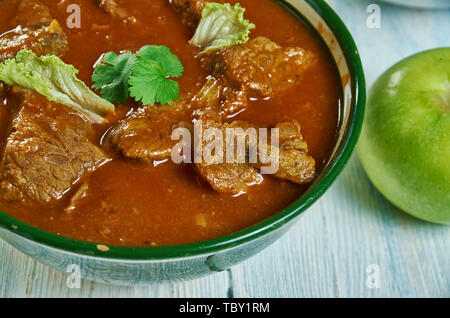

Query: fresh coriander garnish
[129,45,184,106]
[92,51,136,104]
[92,45,184,106]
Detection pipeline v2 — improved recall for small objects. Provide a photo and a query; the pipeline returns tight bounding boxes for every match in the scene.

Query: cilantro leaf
[136,45,184,77]
[91,45,184,106]
[128,45,184,106]
[92,51,136,104]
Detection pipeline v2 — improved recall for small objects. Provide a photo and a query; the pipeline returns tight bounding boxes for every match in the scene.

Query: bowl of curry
[0,0,365,285]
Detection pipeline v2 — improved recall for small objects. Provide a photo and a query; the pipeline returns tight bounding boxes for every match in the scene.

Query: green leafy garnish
[129,45,184,106]
[92,51,136,104]
[92,45,184,106]
[0,50,115,123]
[190,3,255,53]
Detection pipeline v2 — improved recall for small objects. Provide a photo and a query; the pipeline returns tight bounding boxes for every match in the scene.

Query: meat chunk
[169,0,210,28]
[0,21,68,61]
[169,0,228,28]
[11,0,53,29]
[196,163,263,195]
[255,121,316,184]
[97,0,137,23]
[0,0,68,61]
[192,37,316,115]
[98,0,127,19]
[193,120,263,194]
[202,36,316,98]
[190,76,248,117]
[103,99,193,163]
[0,89,109,205]
[193,120,315,194]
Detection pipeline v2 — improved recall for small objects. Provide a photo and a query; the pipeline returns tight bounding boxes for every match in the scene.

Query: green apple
[358,48,450,224]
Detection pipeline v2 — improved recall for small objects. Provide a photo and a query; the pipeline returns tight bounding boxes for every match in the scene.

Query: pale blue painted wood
[0,0,449,297]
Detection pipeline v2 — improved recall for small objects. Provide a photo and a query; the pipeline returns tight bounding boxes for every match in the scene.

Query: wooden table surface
[0,0,449,298]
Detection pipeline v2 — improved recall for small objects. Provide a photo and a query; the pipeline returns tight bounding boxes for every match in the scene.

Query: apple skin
[358,48,450,224]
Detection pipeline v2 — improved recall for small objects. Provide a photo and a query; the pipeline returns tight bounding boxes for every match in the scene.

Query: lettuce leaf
[0,50,115,123]
[190,3,255,53]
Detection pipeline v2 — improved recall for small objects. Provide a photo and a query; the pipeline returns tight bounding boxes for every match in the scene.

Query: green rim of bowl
[0,0,366,260]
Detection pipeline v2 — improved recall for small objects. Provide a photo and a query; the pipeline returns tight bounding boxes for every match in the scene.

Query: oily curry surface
[0,0,341,246]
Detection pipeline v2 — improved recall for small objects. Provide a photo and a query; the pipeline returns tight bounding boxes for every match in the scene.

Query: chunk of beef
[103,98,193,163]
[11,0,53,29]
[97,0,137,23]
[189,37,316,115]
[191,76,248,117]
[193,120,263,194]
[194,120,315,194]
[0,21,68,61]
[169,0,229,28]
[0,0,68,61]
[0,88,109,205]
[196,163,263,195]
[202,36,316,97]
[254,121,316,184]
[169,0,209,28]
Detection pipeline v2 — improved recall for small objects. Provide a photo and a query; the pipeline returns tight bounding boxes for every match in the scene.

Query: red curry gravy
[0,0,341,246]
